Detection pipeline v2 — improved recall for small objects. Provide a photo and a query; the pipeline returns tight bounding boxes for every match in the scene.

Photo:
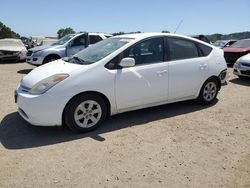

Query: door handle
[157,70,168,76]
[200,64,208,70]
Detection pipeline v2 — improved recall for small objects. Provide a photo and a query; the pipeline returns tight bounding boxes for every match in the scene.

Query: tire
[64,93,107,133]
[43,55,60,64]
[197,78,219,105]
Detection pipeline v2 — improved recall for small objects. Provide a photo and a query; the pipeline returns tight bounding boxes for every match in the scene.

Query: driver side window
[123,37,164,65]
[71,35,86,47]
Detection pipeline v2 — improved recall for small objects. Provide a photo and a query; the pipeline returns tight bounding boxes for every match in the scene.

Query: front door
[66,34,87,56]
[115,37,169,111]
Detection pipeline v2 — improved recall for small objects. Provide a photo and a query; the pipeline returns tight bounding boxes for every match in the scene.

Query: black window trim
[105,36,168,69]
[165,36,206,61]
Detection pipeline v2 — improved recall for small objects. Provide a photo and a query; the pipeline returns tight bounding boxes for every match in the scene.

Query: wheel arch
[43,54,61,64]
[198,75,221,96]
[62,91,111,125]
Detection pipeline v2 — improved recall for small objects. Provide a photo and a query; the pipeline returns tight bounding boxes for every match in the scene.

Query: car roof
[112,32,213,47]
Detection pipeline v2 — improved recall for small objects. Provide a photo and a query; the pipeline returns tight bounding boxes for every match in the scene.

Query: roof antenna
[174,20,183,33]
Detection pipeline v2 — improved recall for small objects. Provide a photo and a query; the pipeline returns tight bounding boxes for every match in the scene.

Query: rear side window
[167,37,199,60]
[198,43,212,56]
[89,35,102,44]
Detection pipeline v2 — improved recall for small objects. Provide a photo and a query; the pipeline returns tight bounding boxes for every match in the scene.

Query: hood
[29,44,52,52]
[21,59,82,89]
[0,38,26,52]
[239,53,250,63]
[223,47,250,53]
[29,44,63,52]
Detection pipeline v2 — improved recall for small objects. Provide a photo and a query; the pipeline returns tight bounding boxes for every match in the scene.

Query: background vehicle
[192,35,211,44]
[233,53,250,78]
[223,39,250,65]
[213,40,237,48]
[16,33,227,132]
[0,38,27,62]
[26,32,112,65]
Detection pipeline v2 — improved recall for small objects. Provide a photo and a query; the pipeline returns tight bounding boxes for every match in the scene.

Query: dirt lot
[0,62,249,188]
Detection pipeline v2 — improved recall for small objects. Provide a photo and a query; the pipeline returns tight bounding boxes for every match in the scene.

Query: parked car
[223,39,250,65]
[192,35,211,44]
[15,33,227,132]
[233,53,250,78]
[213,40,237,48]
[26,32,112,65]
[0,38,27,62]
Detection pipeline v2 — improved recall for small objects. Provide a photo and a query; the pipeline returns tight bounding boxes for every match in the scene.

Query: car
[213,40,237,48]
[15,33,227,132]
[233,53,250,78]
[0,38,27,62]
[223,39,250,65]
[26,32,112,65]
[192,35,211,44]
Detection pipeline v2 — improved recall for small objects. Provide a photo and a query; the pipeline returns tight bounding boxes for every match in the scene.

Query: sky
[1,0,250,37]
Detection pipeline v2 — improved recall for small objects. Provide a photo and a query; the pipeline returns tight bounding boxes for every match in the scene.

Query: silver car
[26,32,112,65]
[234,53,250,78]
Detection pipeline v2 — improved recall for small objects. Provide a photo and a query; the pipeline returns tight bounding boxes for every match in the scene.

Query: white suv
[16,33,227,132]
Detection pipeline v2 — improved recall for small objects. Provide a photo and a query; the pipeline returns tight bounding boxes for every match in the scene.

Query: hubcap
[203,82,217,102]
[74,100,102,128]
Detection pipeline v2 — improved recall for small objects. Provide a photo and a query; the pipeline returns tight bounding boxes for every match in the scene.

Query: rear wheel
[64,94,107,132]
[197,78,218,105]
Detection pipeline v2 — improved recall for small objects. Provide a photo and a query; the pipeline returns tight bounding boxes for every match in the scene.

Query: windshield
[71,38,134,64]
[230,40,250,48]
[214,40,227,47]
[51,34,75,46]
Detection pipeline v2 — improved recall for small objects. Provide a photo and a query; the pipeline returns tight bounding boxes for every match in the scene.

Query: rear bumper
[219,69,228,84]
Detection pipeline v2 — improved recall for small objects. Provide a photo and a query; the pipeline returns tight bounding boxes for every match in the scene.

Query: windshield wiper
[72,56,85,64]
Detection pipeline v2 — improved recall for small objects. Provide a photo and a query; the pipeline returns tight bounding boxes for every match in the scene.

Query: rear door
[167,37,209,100]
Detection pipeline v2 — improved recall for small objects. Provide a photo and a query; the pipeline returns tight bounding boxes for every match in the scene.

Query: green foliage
[207,32,250,42]
[0,21,20,39]
[112,32,125,36]
[57,27,75,39]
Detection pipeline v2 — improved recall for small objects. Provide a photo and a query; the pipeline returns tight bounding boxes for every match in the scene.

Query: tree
[57,27,75,39]
[0,21,20,39]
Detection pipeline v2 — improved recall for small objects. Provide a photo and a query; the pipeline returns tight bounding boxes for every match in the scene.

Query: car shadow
[230,77,250,87]
[0,60,23,64]
[0,100,217,150]
[17,69,33,74]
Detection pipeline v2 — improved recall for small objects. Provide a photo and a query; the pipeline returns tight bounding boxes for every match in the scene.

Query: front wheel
[197,78,218,105]
[64,94,107,132]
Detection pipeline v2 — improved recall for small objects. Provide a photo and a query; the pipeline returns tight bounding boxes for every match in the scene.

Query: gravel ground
[0,62,249,188]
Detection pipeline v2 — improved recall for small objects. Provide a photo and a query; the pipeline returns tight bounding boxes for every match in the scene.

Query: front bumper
[26,55,44,65]
[15,87,70,126]
[233,64,250,77]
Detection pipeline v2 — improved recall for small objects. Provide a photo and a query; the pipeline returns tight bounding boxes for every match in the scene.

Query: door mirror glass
[119,57,135,67]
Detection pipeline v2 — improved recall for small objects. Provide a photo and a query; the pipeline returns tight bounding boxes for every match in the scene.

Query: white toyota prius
[15,33,227,132]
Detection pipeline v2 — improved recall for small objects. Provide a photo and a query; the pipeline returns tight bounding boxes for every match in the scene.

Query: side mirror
[119,57,135,68]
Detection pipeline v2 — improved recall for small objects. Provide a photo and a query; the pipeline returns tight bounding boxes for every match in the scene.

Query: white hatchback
[15,33,227,132]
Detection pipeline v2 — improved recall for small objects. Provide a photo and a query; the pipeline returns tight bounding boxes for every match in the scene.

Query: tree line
[1,21,250,42]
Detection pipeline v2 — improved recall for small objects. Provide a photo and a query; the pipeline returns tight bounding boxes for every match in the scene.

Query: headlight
[33,50,43,56]
[234,59,241,68]
[29,74,69,95]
